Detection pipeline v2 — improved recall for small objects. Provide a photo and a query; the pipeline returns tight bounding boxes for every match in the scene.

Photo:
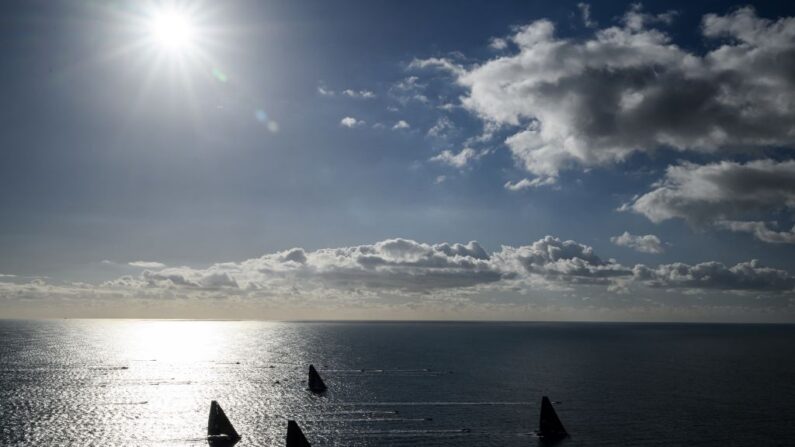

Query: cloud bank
[3,236,793,320]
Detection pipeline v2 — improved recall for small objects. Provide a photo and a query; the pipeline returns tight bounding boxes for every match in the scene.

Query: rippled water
[1,320,794,446]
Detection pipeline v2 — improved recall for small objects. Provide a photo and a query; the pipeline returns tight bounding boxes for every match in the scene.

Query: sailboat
[207,400,241,445]
[286,420,312,447]
[537,396,568,441]
[308,364,327,393]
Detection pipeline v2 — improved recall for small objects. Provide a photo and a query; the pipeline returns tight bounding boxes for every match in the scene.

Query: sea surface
[1,320,794,446]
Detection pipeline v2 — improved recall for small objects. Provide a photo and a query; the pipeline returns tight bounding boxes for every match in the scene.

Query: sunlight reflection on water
[2,320,795,446]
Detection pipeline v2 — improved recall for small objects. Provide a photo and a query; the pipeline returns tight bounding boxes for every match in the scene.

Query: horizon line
[1,317,792,325]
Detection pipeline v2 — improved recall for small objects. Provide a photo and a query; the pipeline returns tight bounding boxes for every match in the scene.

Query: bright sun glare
[149,8,197,51]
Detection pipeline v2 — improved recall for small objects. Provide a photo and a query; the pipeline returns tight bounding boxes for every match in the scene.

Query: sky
[1,0,795,321]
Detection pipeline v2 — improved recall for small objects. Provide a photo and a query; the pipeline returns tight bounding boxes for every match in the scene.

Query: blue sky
[1,0,795,320]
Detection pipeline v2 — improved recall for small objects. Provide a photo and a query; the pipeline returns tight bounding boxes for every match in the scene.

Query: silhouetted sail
[208,400,241,441]
[308,364,327,393]
[538,396,568,440]
[286,420,311,447]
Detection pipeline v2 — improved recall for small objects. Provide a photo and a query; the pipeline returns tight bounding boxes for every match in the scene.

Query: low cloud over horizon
[2,235,793,321]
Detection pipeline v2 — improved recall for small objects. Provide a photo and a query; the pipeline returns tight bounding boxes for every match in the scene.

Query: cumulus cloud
[413,6,795,180]
[394,76,420,90]
[611,232,665,254]
[318,85,375,99]
[390,76,430,104]
[340,116,365,128]
[430,148,480,169]
[125,239,502,294]
[392,120,410,130]
[492,236,632,285]
[409,57,466,77]
[13,236,633,296]
[717,221,795,244]
[317,85,335,96]
[621,3,676,30]
[633,260,795,292]
[343,89,376,99]
[624,160,795,236]
[504,177,556,191]
[427,116,455,138]
[489,37,509,50]
[577,3,597,28]
[128,261,166,269]
[2,236,794,319]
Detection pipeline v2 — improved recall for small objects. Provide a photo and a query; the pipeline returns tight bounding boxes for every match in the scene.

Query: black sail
[286,420,312,447]
[308,364,327,393]
[208,400,241,441]
[538,396,568,440]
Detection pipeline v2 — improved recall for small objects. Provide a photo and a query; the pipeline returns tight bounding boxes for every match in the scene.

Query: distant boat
[538,396,568,441]
[207,400,241,445]
[286,419,312,447]
[308,364,327,393]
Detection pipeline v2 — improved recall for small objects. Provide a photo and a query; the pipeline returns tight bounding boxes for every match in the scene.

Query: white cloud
[413,6,795,180]
[427,116,455,138]
[504,177,556,191]
[492,236,632,285]
[624,159,795,228]
[392,120,410,130]
[577,3,597,28]
[128,261,166,269]
[394,76,420,90]
[611,232,665,254]
[3,237,794,318]
[489,37,509,50]
[130,239,502,294]
[390,76,431,105]
[317,85,335,96]
[633,259,795,291]
[340,116,365,128]
[343,89,376,99]
[409,57,466,77]
[430,148,480,169]
[622,3,676,31]
[318,85,375,99]
[717,221,795,244]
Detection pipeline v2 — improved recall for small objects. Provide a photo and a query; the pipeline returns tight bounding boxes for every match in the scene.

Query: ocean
[0,320,793,446]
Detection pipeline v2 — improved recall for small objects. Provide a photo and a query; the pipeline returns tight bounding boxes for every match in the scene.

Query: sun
[148,7,197,52]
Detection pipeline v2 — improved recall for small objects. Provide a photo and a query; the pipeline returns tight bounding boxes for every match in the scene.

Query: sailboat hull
[207,434,241,447]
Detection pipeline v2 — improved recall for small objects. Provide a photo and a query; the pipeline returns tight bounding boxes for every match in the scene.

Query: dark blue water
[1,320,794,446]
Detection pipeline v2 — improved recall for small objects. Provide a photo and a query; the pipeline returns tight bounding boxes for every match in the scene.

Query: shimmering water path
[1,320,794,446]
